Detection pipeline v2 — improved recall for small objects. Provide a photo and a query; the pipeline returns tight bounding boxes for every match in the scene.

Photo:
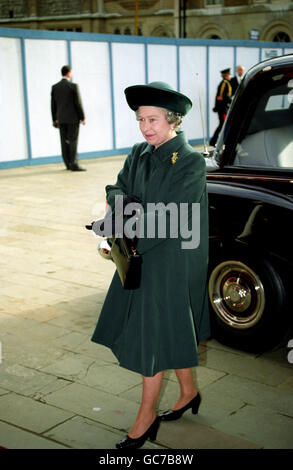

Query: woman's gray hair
[164,109,183,130]
[135,107,183,130]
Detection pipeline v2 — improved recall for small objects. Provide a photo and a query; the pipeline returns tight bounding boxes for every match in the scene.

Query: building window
[48,27,83,32]
[114,28,121,34]
[198,24,225,40]
[124,27,131,35]
[38,0,83,16]
[151,24,172,38]
[273,32,291,42]
[205,0,222,5]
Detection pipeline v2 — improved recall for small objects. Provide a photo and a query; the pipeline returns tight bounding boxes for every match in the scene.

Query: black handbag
[110,236,142,290]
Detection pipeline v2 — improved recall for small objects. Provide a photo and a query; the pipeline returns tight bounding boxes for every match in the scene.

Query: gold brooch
[171,152,178,165]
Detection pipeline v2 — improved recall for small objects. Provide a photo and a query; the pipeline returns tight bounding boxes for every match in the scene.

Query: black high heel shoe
[116,417,160,449]
[158,393,201,421]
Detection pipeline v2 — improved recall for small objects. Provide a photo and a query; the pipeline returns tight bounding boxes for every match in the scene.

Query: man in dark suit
[51,65,86,171]
[209,68,232,147]
[230,65,245,96]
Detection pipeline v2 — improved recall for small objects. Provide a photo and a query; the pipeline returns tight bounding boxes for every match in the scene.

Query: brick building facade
[0,0,292,42]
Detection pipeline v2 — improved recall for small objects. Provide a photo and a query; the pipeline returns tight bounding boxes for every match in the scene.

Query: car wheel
[208,250,287,352]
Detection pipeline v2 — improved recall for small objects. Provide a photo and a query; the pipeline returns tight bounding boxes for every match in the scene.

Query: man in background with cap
[210,68,232,147]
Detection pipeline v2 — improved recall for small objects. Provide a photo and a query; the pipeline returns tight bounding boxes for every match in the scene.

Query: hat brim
[124,84,192,116]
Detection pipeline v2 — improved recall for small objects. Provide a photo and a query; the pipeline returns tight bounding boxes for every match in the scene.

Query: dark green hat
[124,81,192,116]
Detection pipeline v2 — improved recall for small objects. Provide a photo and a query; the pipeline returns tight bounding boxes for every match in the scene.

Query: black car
[206,54,293,352]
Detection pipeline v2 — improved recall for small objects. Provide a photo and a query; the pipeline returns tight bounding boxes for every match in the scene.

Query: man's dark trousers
[51,77,85,170]
[59,123,80,170]
[209,112,226,147]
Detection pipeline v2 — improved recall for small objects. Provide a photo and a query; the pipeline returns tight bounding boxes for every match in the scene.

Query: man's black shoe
[70,165,86,171]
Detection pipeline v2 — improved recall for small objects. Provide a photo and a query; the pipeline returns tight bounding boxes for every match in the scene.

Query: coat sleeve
[73,84,85,121]
[105,143,143,209]
[136,152,207,254]
[51,86,57,122]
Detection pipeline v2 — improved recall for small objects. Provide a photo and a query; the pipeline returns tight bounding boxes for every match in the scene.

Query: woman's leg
[171,368,198,410]
[128,371,163,438]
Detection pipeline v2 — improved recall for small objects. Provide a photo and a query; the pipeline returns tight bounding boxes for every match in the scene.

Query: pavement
[0,155,292,451]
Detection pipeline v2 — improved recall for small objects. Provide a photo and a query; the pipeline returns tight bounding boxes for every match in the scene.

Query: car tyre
[208,247,288,352]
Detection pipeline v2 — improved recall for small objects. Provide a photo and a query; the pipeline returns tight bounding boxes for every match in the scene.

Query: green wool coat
[91,131,210,377]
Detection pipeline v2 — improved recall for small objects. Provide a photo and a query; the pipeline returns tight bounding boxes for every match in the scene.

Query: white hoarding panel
[25,39,67,158]
[71,41,113,153]
[0,37,27,162]
[180,46,207,142]
[147,44,177,89]
[112,42,145,149]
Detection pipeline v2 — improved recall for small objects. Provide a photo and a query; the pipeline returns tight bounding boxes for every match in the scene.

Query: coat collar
[140,131,186,164]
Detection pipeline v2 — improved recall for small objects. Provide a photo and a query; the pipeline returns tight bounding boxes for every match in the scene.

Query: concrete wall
[0,27,292,169]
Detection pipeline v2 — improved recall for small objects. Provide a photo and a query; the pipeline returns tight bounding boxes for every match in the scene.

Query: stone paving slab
[51,331,116,363]
[40,352,99,381]
[201,374,293,418]
[0,361,67,397]
[156,419,261,449]
[201,347,292,387]
[212,404,293,449]
[43,382,141,433]
[43,415,164,450]
[0,421,67,449]
[0,393,74,434]
[0,312,37,333]
[1,335,66,370]
[76,363,143,395]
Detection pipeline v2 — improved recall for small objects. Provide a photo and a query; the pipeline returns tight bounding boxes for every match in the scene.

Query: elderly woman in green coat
[91,81,210,449]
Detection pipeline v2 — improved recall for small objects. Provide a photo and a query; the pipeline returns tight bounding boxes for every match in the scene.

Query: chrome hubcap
[208,260,265,329]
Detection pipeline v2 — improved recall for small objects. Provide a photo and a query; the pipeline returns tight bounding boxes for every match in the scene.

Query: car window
[265,94,291,111]
[234,75,293,169]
